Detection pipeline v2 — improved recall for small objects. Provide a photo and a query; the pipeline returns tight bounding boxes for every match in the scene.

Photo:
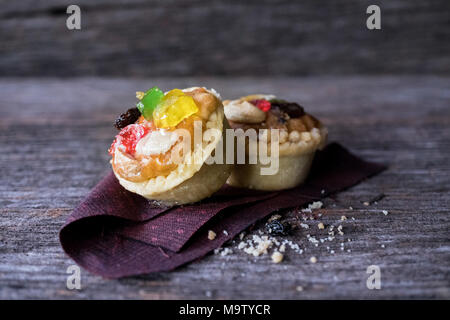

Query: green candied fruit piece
[136,86,164,120]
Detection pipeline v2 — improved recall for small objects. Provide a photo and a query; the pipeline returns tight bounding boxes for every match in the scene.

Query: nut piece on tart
[224,94,327,191]
[109,87,233,205]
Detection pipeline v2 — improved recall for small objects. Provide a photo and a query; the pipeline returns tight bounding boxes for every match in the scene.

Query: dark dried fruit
[270,99,305,118]
[114,107,141,130]
[266,220,291,236]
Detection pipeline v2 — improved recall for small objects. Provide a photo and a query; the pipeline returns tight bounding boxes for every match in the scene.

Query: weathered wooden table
[0,76,449,299]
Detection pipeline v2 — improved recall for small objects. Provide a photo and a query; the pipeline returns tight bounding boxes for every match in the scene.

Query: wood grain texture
[0,76,449,299]
[1,0,449,77]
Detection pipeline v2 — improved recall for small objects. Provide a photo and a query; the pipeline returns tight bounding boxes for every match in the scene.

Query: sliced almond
[224,100,266,123]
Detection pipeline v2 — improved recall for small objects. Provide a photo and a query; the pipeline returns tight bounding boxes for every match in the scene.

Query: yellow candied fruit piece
[153,89,199,128]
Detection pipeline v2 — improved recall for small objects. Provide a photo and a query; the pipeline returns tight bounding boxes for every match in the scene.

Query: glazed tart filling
[109,87,218,182]
[226,95,322,140]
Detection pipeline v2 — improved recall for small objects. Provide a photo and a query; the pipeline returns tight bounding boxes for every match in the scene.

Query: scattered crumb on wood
[271,251,284,263]
[368,193,386,204]
[310,201,323,209]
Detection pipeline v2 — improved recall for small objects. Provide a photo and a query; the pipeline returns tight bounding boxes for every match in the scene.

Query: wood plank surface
[0,76,449,299]
[1,0,449,76]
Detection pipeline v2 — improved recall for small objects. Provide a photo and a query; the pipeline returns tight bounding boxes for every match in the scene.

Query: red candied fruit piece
[109,124,150,156]
[250,99,271,112]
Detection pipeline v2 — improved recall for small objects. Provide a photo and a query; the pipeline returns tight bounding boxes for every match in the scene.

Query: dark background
[1,0,449,77]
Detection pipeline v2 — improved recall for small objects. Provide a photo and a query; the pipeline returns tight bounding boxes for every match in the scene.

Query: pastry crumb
[363,201,370,206]
[318,222,325,229]
[220,248,233,256]
[271,251,284,263]
[309,201,323,209]
[300,223,310,229]
[382,210,389,215]
[208,230,216,240]
[296,286,303,292]
[310,256,317,263]
[136,91,145,99]
[341,215,347,221]
[268,214,282,222]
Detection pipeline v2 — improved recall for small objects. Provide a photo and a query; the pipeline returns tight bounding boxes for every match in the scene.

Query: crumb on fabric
[208,230,216,240]
[318,222,325,229]
[296,286,303,292]
[310,256,317,263]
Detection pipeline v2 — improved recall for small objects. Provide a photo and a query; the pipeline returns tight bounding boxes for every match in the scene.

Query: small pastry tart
[224,94,327,190]
[109,87,233,205]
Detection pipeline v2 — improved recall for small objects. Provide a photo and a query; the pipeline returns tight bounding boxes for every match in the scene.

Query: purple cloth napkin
[59,143,386,278]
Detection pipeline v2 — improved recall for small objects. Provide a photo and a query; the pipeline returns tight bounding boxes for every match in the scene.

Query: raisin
[270,99,306,118]
[114,107,141,130]
[266,220,291,236]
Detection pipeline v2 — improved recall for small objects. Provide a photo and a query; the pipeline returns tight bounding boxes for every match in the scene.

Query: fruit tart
[109,87,233,205]
[224,94,327,190]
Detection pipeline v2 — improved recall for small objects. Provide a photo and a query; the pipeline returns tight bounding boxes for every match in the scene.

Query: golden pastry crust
[226,152,315,190]
[113,88,233,204]
[224,95,327,190]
